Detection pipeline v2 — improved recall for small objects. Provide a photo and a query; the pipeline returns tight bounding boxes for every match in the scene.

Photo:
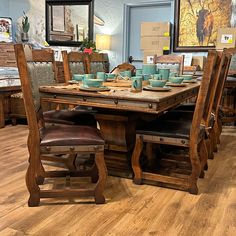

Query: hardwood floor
[0,125,235,235]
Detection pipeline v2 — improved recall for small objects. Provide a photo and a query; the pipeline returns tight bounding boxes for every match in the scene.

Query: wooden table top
[0,78,21,93]
[0,67,20,93]
[39,82,200,114]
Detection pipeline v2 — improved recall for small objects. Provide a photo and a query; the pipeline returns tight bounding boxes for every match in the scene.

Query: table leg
[95,113,137,178]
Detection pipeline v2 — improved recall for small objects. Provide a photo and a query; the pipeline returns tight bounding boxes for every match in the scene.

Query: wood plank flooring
[0,125,235,236]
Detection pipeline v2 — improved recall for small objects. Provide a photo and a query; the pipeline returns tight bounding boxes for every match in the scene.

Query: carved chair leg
[188,145,201,195]
[26,158,40,207]
[94,151,107,204]
[131,135,144,185]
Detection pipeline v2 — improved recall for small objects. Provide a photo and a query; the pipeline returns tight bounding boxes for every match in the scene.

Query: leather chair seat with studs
[137,119,205,142]
[40,125,105,148]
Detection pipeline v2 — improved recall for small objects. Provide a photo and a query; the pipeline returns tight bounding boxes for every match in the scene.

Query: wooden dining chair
[15,43,107,206]
[131,50,218,194]
[86,53,107,74]
[15,47,97,171]
[110,62,136,76]
[210,49,233,152]
[168,50,232,160]
[153,54,185,75]
[62,51,87,84]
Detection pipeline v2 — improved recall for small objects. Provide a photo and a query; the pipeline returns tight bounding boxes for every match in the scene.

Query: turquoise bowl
[73,74,84,81]
[182,75,193,80]
[83,79,104,87]
[149,79,167,87]
[169,77,184,84]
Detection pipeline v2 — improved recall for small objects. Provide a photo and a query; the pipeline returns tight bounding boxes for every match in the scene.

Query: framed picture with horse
[174,0,234,52]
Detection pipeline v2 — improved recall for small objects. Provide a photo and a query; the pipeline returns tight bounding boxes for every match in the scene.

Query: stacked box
[140,22,171,64]
[216,28,236,50]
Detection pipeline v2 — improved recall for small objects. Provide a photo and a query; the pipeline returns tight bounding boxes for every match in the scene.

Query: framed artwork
[0,17,12,42]
[174,0,234,52]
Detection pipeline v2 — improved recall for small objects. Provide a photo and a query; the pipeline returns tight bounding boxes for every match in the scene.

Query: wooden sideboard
[0,43,17,67]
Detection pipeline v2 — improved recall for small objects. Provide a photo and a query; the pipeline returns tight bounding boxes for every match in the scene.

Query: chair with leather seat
[131,50,218,194]
[61,50,98,119]
[110,62,136,76]
[62,51,87,83]
[164,50,232,159]
[153,54,184,75]
[15,43,107,206]
[29,49,97,169]
[85,52,107,74]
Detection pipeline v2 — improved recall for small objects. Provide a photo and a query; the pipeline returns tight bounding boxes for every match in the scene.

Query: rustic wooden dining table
[39,81,200,177]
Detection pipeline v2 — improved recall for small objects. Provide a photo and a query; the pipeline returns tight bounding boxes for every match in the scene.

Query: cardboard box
[216,28,236,49]
[143,50,163,64]
[192,56,206,70]
[141,22,170,37]
[140,36,171,50]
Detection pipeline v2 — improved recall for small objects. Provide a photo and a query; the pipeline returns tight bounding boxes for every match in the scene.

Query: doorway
[123,1,174,68]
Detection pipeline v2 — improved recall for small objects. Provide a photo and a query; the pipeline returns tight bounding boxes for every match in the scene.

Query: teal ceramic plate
[79,85,110,92]
[143,86,171,92]
[166,82,187,87]
[183,79,197,83]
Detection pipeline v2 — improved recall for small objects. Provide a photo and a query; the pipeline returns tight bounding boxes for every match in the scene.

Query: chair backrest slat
[190,50,217,143]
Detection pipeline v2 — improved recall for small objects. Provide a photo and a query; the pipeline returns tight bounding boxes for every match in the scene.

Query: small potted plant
[80,38,96,54]
[21,11,30,42]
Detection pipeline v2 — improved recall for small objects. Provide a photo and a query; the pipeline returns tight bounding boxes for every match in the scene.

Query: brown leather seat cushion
[137,119,205,140]
[40,125,105,146]
[161,110,215,128]
[43,109,97,127]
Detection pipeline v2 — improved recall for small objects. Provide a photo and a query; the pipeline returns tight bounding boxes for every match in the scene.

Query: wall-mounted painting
[0,17,12,42]
[174,0,235,51]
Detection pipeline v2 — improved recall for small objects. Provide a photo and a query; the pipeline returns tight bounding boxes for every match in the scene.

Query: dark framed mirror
[45,0,94,46]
